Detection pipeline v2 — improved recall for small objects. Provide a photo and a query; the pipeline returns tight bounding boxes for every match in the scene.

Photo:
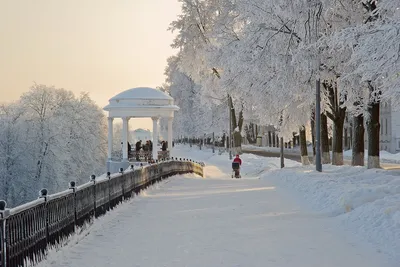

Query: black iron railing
[129,150,170,161]
[0,160,203,267]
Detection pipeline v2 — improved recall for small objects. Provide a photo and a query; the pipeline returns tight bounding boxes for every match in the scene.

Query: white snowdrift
[262,165,400,263]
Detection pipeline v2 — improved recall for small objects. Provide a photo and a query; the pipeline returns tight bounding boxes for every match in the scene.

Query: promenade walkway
[37,170,392,267]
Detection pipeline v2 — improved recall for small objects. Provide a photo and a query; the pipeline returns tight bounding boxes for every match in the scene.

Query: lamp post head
[39,188,48,198]
[69,181,76,190]
[0,200,7,211]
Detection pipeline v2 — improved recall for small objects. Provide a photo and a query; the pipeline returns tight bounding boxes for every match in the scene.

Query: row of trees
[0,84,107,207]
[163,0,399,168]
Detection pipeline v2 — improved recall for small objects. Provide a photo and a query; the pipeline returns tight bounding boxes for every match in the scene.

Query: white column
[107,117,114,160]
[126,117,130,147]
[122,117,128,162]
[152,117,159,160]
[168,118,173,151]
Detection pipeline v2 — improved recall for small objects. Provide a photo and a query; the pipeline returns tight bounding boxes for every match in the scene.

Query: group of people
[130,140,153,161]
[135,140,153,152]
[131,140,170,161]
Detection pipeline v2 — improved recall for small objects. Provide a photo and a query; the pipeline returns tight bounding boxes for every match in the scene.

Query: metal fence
[129,150,170,161]
[0,160,203,267]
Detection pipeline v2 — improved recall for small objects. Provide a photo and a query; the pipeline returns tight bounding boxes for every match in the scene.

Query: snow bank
[343,149,400,164]
[262,165,400,263]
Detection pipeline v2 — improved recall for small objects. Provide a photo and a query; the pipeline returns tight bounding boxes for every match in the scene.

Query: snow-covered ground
[35,145,398,267]
[243,144,400,164]
[264,165,400,263]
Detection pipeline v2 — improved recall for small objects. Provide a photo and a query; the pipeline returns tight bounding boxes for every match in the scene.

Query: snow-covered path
[38,174,392,267]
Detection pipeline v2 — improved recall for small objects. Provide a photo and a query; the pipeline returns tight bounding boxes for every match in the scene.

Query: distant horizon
[0,88,163,131]
[0,85,168,107]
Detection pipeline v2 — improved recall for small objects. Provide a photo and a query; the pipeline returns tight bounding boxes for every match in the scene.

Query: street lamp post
[315,78,322,172]
[228,94,232,160]
[279,114,284,168]
[314,1,322,172]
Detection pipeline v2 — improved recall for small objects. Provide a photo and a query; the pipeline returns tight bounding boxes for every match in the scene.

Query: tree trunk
[245,123,257,144]
[310,120,316,163]
[322,80,347,165]
[349,124,353,149]
[233,131,242,154]
[272,132,276,147]
[299,126,310,165]
[332,117,345,165]
[352,114,364,166]
[367,101,380,168]
[255,124,258,141]
[228,95,244,153]
[292,133,296,147]
[344,127,348,150]
[268,131,272,147]
[310,110,316,162]
[321,113,330,164]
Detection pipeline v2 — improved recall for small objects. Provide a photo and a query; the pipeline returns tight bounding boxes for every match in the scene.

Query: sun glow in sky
[0,0,181,129]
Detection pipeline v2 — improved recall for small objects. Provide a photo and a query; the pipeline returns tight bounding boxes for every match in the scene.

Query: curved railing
[0,159,203,267]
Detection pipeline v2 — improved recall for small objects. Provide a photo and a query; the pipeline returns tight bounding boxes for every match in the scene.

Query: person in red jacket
[232,154,242,178]
[233,154,242,165]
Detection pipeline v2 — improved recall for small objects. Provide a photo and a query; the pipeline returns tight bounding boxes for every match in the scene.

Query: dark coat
[135,141,141,151]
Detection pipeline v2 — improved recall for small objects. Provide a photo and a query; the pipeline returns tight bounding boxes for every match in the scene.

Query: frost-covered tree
[0,104,30,205]
[169,0,247,152]
[164,56,229,139]
[326,0,400,168]
[0,84,107,206]
[165,0,399,167]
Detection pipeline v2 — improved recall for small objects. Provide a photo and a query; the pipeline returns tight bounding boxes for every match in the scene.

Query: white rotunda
[104,87,179,172]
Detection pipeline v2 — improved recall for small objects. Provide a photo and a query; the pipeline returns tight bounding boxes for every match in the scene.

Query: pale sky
[0,0,181,129]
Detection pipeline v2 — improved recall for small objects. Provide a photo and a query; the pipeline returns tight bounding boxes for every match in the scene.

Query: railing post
[119,168,125,200]
[0,200,10,267]
[107,172,111,211]
[69,181,77,231]
[39,188,49,244]
[90,175,96,217]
